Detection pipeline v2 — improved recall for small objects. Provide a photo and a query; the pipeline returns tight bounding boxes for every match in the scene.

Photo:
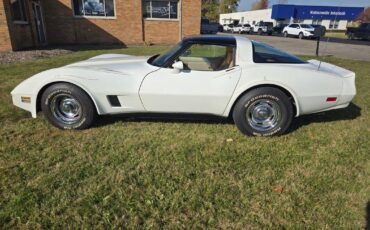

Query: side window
[10,0,28,22]
[177,44,235,71]
[252,41,306,64]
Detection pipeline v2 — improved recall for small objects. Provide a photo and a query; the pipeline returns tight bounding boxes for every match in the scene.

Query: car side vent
[107,95,121,107]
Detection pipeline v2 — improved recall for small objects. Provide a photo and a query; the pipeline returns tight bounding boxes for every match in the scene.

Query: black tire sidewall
[233,88,293,137]
[41,83,96,130]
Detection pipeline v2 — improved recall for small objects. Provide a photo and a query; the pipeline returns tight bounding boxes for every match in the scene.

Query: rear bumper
[337,75,356,106]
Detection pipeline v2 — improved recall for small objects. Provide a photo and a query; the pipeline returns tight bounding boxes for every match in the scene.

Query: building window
[10,0,28,22]
[143,0,178,19]
[329,20,340,29]
[73,0,115,17]
[312,19,322,25]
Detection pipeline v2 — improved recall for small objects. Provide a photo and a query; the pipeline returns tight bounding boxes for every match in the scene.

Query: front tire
[283,31,288,37]
[232,87,293,136]
[298,32,304,39]
[41,83,97,130]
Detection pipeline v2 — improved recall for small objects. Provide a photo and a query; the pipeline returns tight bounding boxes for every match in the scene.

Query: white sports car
[11,35,356,136]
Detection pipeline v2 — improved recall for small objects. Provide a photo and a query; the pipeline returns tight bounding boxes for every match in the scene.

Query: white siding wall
[220,9,274,26]
[337,20,348,30]
[321,20,331,29]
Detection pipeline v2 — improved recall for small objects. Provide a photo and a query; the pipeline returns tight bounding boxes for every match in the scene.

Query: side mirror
[172,61,184,73]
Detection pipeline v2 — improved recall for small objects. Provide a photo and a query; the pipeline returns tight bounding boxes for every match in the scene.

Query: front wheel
[283,31,288,37]
[41,83,97,130]
[232,87,294,136]
[298,33,304,39]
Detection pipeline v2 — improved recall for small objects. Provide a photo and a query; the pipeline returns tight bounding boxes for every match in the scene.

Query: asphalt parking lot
[224,33,370,61]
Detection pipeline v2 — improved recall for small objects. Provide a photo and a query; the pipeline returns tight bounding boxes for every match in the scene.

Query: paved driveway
[228,34,370,61]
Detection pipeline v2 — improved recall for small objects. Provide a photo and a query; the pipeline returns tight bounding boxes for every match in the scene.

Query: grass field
[325,31,347,39]
[0,46,369,229]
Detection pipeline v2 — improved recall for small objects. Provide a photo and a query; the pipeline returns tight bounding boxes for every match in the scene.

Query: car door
[139,43,242,115]
[293,24,301,35]
[285,24,293,34]
[287,24,297,35]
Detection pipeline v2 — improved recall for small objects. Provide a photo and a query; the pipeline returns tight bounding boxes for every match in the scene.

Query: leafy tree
[202,0,219,21]
[201,0,240,21]
[219,0,239,14]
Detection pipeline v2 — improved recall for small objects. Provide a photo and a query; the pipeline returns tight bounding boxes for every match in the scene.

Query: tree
[251,0,269,11]
[202,0,219,21]
[219,0,239,14]
[201,0,240,21]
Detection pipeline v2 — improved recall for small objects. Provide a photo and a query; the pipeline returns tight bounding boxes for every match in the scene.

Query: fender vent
[107,95,121,107]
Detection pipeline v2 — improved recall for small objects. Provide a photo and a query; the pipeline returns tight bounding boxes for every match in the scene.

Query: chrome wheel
[50,94,82,125]
[246,99,281,132]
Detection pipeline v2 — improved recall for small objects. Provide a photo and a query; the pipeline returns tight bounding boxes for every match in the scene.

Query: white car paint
[232,24,251,34]
[11,36,356,122]
[283,23,315,38]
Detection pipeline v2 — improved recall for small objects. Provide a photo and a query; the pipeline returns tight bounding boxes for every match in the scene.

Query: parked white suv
[232,24,251,34]
[251,21,273,35]
[283,23,315,39]
[223,24,234,32]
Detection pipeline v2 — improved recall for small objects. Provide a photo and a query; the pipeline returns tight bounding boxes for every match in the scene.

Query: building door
[32,1,47,45]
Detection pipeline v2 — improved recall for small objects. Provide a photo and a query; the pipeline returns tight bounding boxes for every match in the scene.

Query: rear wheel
[232,87,294,136]
[41,83,97,130]
[258,29,263,35]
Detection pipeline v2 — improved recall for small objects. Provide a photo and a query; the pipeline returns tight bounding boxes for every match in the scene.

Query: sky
[238,0,370,11]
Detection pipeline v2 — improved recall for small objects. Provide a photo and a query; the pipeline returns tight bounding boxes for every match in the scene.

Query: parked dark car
[273,23,288,35]
[201,18,220,34]
[346,23,370,40]
[310,25,326,38]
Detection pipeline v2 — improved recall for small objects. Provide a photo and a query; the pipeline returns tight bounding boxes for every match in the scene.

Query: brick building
[0,0,201,52]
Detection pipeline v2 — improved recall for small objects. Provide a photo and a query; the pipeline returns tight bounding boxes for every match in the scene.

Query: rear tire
[258,29,263,35]
[41,83,97,130]
[232,87,293,136]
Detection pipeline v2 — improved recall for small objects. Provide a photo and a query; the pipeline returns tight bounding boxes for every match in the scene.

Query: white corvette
[11,35,356,136]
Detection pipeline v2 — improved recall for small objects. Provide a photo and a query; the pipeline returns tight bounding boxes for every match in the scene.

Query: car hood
[64,54,157,75]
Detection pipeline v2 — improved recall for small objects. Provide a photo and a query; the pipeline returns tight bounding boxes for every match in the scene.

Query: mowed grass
[0,46,369,229]
[325,31,347,39]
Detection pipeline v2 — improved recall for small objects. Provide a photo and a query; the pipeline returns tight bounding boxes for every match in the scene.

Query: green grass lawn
[325,31,347,39]
[0,46,369,229]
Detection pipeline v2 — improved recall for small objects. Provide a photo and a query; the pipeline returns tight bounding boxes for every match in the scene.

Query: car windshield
[148,42,184,67]
[301,24,313,29]
[252,41,306,64]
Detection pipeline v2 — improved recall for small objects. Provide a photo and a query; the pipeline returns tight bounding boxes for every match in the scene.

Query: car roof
[182,35,238,46]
